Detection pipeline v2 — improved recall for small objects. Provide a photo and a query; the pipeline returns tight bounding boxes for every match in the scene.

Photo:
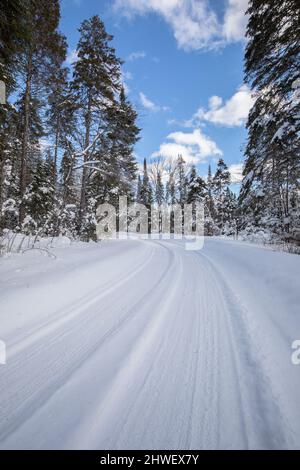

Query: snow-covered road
[0,238,299,449]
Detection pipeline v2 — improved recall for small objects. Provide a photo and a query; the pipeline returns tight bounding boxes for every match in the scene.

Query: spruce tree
[186,165,206,204]
[155,170,165,206]
[212,159,231,233]
[104,86,140,201]
[176,156,188,205]
[136,175,142,203]
[45,32,73,185]
[241,0,300,238]
[71,15,122,225]
[23,158,56,235]
[140,158,153,207]
[0,0,28,229]
[11,0,68,223]
[60,151,77,207]
[166,172,176,206]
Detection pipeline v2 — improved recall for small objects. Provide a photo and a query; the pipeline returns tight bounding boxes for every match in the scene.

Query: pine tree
[14,0,67,223]
[0,0,26,86]
[104,86,140,201]
[223,188,237,236]
[212,159,231,233]
[176,156,188,205]
[45,32,73,186]
[166,173,175,206]
[0,0,28,230]
[240,0,300,239]
[136,175,142,203]
[60,151,77,207]
[71,15,122,225]
[140,158,153,207]
[155,170,165,206]
[0,8,142,242]
[23,158,57,235]
[0,104,21,231]
[186,165,206,204]
[206,165,214,214]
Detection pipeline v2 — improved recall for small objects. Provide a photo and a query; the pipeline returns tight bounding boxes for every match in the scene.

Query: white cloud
[153,143,198,163]
[139,92,159,111]
[229,162,244,183]
[188,85,254,127]
[127,51,146,61]
[113,0,249,51]
[66,49,79,65]
[209,95,223,110]
[223,0,249,42]
[139,92,170,112]
[152,128,222,163]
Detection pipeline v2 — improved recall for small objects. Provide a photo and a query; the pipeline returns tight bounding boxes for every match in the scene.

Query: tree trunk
[79,96,91,226]
[53,115,60,186]
[0,149,4,235]
[19,53,33,224]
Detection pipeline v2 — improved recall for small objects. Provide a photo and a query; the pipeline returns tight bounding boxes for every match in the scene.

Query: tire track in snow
[8,243,156,357]
[71,242,184,449]
[0,239,296,449]
[196,249,291,449]
[182,255,220,450]
[76,243,221,450]
[0,242,175,444]
[68,241,185,449]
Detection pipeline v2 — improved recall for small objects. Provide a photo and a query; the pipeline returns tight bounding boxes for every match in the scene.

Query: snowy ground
[0,237,299,450]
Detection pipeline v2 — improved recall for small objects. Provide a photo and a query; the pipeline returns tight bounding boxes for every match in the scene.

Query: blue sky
[60,0,252,184]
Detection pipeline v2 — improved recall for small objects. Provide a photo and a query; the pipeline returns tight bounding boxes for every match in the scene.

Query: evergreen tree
[240,0,300,238]
[166,172,176,205]
[176,156,188,205]
[60,151,77,207]
[206,165,215,215]
[223,188,237,236]
[212,159,231,233]
[140,158,153,207]
[14,0,67,223]
[45,33,74,186]
[136,174,142,203]
[0,0,28,230]
[0,7,141,242]
[186,165,206,204]
[104,86,139,201]
[71,15,122,225]
[23,158,57,235]
[0,0,26,86]
[155,170,165,206]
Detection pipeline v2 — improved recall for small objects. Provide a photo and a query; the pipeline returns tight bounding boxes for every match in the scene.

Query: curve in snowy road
[0,238,299,449]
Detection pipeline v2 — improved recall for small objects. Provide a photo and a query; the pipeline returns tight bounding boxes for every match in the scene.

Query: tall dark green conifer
[140,158,153,207]
[155,170,165,206]
[212,159,231,233]
[71,15,122,225]
[12,0,67,223]
[187,165,206,204]
[176,156,187,205]
[240,0,300,238]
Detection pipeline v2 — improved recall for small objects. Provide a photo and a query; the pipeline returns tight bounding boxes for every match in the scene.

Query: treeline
[0,0,299,244]
[138,156,238,236]
[0,0,140,241]
[239,0,300,242]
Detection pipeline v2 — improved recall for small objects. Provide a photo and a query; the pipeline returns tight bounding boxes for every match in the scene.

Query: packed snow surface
[0,237,299,449]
